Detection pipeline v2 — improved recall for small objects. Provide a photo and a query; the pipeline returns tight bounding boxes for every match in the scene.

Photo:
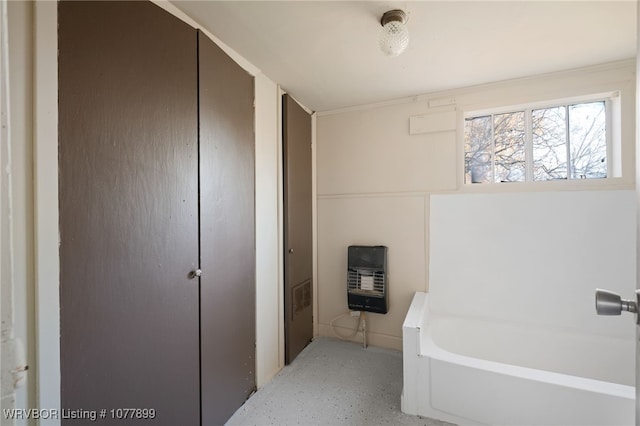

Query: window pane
[569,101,606,179]
[494,112,525,182]
[532,106,567,181]
[464,116,492,183]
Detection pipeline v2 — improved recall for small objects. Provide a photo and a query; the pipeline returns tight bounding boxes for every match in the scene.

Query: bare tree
[465,116,492,183]
[532,106,567,181]
[464,101,607,184]
[568,102,606,179]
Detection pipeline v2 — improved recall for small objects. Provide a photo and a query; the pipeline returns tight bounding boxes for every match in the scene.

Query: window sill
[457,177,634,194]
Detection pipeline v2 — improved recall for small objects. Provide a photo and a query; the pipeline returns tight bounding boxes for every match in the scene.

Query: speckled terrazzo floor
[225,337,455,426]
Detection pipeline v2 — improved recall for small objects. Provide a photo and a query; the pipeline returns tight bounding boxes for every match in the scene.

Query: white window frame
[463,91,620,185]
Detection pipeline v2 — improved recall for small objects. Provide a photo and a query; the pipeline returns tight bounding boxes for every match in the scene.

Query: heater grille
[347,245,388,314]
[347,269,385,297]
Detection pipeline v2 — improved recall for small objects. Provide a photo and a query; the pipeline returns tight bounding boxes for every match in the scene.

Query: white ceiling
[172,1,637,112]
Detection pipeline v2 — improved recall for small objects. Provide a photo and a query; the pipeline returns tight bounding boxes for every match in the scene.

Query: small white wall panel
[409,110,456,135]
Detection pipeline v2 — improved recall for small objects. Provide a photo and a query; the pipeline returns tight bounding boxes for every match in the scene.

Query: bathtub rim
[413,292,635,401]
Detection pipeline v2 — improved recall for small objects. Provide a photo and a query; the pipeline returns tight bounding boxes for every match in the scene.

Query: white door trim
[34,1,60,421]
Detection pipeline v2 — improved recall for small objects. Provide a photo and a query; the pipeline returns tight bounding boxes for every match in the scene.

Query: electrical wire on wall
[329,311,367,348]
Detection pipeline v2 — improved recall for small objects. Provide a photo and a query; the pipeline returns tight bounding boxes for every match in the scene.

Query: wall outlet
[350,311,361,317]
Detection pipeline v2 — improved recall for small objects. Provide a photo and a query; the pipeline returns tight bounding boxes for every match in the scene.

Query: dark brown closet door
[198,32,256,425]
[283,95,313,364]
[59,2,200,424]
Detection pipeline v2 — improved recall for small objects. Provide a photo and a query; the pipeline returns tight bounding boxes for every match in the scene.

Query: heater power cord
[329,311,364,341]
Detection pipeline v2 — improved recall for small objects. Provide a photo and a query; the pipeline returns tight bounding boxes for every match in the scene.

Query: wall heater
[347,245,388,314]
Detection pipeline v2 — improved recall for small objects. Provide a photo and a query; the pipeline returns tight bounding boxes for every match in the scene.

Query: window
[464,98,611,184]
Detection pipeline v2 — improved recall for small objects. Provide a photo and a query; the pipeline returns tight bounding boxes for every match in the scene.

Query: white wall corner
[254,73,282,389]
[277,85,285,372]
[312,112,318,338]
[0,0,8,414]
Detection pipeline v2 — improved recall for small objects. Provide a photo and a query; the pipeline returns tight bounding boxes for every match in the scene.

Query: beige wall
[316,60,636,351]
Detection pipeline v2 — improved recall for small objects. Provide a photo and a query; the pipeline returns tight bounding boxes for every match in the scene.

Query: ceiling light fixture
[378,9,409,57]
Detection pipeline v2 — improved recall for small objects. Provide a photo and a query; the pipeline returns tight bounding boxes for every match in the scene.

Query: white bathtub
[401,292,635,426]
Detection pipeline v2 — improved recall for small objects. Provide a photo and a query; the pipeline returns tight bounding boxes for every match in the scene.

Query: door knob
[189,269,202,279]
[289,249,294,254]
[595,288,639,316]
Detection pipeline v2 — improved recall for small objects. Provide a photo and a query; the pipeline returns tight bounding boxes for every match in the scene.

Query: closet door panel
[198,31,256,425]
[283,95,313,364]
[59,2,200,424]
